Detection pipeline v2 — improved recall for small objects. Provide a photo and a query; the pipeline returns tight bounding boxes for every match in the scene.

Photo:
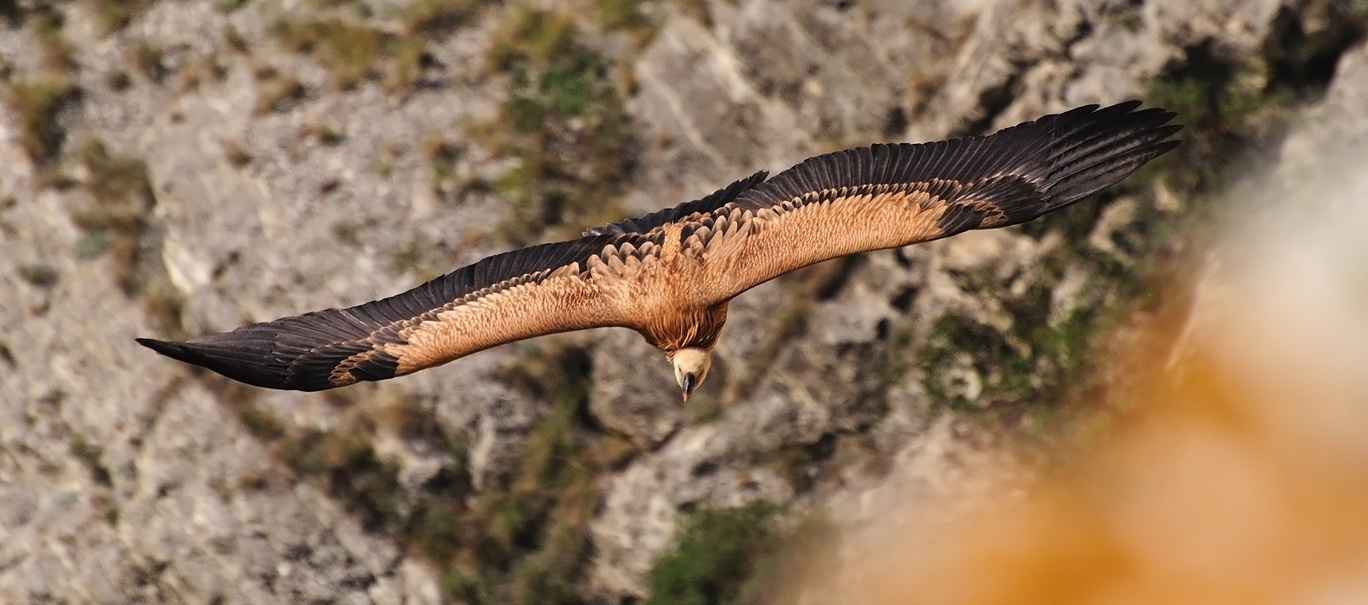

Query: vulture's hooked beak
[681,373,696,402]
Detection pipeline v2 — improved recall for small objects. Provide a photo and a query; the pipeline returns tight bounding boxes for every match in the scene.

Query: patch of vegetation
[436,341,635,604]
[216,382,407,528]
[104,503,121,525]
[142,281,186,338]
[70,435,114,487]
[915,11,1368,446]
[329,219,362,246]
[31,9,76,73]
[66,138,156,294]
[216,341,632,604]
[918,313,1027,412]
[912,248,1146,437]
[222,139,253,167]
[720,257,857,407]
[646,500,829,605]
[387,38,431,91]
[386,229,449,282]
[50,136,187,335]
[270,0,495,92]
[272,17,387,90]
[282,425,404,531]
[719,295,810,406]
[74,231,111,259]
[106,71,132,91]
[254,71,306,114]
[4,76,78,163]
[420,136,461,196]
[1099,1,1143,33]
[769,433,843,495]
[400,0,488,36]
[177,53,229,92]
[684,392,725,424]
[594,0,653,42]
[672,0,713,28]
[306,122,345,146]
[216,0,249,13]
[1141,5,1367,204]
[373,140,400,177]
[131,40,167,83]
[18,263,59,287]
[219,380,287,441]
[85,0,153,34]
[222,25,249,53]
[479,6,634,245]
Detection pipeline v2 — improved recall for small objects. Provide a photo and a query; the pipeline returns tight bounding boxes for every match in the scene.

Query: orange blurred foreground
[804,168,1368,604]
[837,352,1368,605]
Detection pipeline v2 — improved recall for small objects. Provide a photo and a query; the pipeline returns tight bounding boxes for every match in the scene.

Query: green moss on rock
[646,501,781,605]
[479,7,633,244]
[4,76,77,163]
[647,501,833,605]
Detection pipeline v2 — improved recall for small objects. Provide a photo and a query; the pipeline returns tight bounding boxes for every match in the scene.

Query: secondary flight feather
[138,101,1181,400]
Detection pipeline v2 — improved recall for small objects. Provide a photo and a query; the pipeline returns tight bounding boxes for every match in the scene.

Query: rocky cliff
[1,0,1364,603]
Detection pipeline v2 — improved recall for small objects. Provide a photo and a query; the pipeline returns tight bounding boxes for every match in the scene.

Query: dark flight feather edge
[137,233,630,391]
[733,101,1181,235]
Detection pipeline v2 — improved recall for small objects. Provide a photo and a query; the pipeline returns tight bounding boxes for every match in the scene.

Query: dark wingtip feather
[1035,102,1183,209]
[136,337,193,363]
[136,333,331,392]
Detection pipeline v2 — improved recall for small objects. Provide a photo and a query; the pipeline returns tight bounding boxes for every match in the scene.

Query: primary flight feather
[138,101,1181,400]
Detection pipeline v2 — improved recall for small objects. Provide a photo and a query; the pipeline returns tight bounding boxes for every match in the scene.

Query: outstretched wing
[138,172,778,392]
[138,235,649,391]
[684,101,1181,303]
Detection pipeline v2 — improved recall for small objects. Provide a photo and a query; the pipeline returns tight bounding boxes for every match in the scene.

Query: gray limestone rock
[2,0,1365,602]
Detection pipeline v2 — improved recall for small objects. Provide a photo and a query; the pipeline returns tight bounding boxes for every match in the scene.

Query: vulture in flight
[138,101,1180,400]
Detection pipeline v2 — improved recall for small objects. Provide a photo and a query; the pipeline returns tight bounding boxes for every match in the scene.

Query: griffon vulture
[138,101,1181,400]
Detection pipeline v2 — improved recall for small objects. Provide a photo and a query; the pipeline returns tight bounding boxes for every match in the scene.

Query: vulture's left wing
[138,166,778,392]
[138,235,643,391]
[686,101,1181,303]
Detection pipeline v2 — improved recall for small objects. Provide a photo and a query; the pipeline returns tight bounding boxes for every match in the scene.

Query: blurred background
[2,0,1367,603]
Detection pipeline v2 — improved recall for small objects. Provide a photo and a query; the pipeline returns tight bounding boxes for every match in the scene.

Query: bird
[138,101,1181,401]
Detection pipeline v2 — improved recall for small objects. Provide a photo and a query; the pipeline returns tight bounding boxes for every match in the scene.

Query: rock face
[1,0,1364,602]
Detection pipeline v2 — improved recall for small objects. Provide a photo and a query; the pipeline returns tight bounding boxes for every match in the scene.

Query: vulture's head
[672,347,712,401]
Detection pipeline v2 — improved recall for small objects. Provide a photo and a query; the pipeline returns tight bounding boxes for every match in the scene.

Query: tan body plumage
[138,101,1181,399]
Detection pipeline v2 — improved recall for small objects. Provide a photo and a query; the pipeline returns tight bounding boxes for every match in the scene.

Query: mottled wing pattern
[583,171,769,236]
[137,234,665,391]
[687,101,1181,301]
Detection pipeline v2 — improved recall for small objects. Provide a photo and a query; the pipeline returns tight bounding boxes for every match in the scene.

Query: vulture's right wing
[689,101,1181,303]
[138,235,650,391]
